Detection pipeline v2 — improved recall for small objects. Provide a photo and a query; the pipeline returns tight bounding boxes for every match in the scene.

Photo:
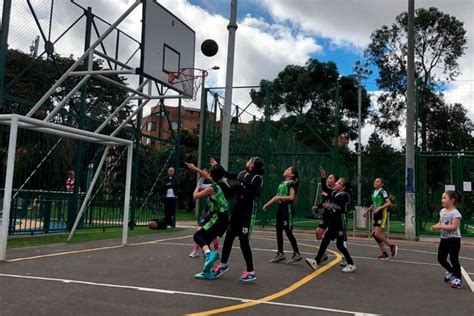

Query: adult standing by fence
[162,167,179,228]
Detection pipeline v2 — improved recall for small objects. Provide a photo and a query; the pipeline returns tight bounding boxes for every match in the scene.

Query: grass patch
[176,209,197,222]
[7,226,184,249]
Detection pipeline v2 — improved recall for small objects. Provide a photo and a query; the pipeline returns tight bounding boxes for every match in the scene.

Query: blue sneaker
[240,271,256,282]
[194,271,217,280]
[213,263,229,278]
[203,251,220,273]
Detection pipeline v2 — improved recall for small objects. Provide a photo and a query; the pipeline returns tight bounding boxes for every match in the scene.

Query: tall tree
[366,7,468,150]
[250,59,371,151]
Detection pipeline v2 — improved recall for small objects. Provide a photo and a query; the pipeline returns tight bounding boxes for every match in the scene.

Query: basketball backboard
[140,0,195,94]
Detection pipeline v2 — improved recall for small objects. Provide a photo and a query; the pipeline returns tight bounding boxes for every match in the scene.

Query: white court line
[461,267,474,293]
[159,241,473,270]
[0,273,379,315]
[280,234,474,261]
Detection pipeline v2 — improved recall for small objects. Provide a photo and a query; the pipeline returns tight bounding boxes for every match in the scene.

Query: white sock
[204,249,211,254]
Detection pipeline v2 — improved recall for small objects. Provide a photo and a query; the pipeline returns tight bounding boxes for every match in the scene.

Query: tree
[250,59,371,151]
[425,100,474,151]
[0,49,132,191]
[366,7,468,150]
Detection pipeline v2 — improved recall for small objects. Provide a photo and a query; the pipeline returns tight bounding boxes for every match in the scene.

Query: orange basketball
[148,221,158,229]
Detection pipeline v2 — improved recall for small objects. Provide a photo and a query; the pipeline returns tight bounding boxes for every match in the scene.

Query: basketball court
[0,228,473,315]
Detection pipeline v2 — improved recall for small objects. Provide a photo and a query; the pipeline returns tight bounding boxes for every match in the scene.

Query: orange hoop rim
[168,67,208,84]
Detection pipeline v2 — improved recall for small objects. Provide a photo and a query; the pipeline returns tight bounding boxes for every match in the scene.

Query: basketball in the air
[201,39,219,57]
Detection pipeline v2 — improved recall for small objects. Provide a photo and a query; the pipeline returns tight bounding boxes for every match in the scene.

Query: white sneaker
[189,249,200,258]
[305,258,318,271]
[342,264,356,273]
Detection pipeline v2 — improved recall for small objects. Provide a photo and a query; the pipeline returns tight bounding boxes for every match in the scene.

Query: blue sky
[188,0,380,90]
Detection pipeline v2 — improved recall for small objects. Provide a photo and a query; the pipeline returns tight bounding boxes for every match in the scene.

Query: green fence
[416,152,474,237]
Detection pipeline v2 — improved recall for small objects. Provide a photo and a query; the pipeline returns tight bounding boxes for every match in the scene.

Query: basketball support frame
[0,0,186,261]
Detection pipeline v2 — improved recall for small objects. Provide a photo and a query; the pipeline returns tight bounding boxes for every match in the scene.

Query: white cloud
[257,0,474,126]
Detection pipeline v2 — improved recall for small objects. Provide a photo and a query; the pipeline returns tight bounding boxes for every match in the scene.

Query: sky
[3,0,474,149]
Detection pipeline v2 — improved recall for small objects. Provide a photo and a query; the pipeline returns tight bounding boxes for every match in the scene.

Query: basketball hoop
[168,68,208,101]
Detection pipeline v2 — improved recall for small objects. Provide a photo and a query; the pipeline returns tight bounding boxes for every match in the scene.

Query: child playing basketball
[305,177,356,272]
[363,178,398,259]
[185,163,229,280]
[213,157,264,282]
[263,166,302,264]
[313,168,338,264]
[431,191,463,289]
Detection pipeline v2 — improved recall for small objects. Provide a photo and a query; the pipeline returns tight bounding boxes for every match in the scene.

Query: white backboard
[141,0,195,94]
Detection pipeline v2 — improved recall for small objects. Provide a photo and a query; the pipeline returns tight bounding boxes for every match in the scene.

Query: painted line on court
[288,234,474,261]
[461,267,474,293]
[0,272,377,315]
[186,239,350,316]
[5,235,193,263]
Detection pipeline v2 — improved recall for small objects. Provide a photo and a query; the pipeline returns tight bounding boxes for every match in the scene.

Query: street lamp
[352,61,372,207]
[196,65,220,216]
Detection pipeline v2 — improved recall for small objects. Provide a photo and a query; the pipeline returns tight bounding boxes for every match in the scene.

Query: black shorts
[325,218,347,241]
[317,209,331,229]
[202,212,228,238]
[276,204,293,230]
[372,210,388,228]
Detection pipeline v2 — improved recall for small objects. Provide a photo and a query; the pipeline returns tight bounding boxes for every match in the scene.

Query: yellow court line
[6,235,194,263]
[187,239,342,316]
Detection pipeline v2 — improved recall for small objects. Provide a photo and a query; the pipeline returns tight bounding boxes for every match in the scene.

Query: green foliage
[250,58,371,151]
[366,7,471,150]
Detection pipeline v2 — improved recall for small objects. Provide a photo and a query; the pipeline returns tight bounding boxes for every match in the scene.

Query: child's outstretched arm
[263,196,278,210]
[185,162,212,181]
[193,185,214,200]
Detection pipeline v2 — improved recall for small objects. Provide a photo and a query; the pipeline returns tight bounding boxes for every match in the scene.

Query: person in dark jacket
[162,167,179,228]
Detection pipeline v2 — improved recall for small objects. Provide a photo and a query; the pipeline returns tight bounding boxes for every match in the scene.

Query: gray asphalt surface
[0,228,473,315]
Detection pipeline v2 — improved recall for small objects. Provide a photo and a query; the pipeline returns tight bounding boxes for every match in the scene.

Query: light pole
[196,65,219,217]
[352,61,372,207]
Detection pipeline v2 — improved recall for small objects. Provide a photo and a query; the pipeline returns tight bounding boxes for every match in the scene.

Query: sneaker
[270,252,286,263]
[189,249,200,258]
[342,264,356,273]
[340,257,347,267]
[286,253,302,264]
[214,263,229,278]
[451,278,463,289]
[203,251,220,273]
[305,258,318,271]
[240,271,256,282]
[377,253,390,260]
[444,272,455,283]
[194,271,217,280]
[320,253,329,264]
[390,244,398,258]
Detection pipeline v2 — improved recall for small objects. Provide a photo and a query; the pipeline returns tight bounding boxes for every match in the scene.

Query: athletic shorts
[202,212,228,238]
[373,209,388,228]
[317,209,330,229]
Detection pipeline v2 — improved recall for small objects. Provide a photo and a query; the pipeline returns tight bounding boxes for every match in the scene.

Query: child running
[185,162,229,280]
[214,157,264,282]
[431,191,463,289]
[305,177,356,272]
[263,166,302,264]
[363,178,398,259]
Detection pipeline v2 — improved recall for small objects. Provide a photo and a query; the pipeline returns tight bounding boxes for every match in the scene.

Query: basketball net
[168,68,208,102]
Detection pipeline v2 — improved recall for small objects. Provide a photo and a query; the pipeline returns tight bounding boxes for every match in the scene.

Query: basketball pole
[405,0,417,240]
[220,0,238,170]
